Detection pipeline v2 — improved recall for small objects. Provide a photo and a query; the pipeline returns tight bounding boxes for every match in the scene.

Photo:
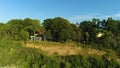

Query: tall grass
[0,37,42,68]
[0,37,120,68]
[0,37,60,68]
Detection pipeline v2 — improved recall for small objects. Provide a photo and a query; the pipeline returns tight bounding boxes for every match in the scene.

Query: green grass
[0,38,120,68]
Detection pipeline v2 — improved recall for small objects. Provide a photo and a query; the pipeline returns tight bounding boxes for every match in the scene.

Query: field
[1,39,120,68]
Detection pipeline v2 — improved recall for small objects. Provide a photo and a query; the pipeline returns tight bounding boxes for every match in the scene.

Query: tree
[23,18,41,36]
[52,17,74,41]
[0,23,5,36]
[0,18,41,41]
[42,18,53,40]
[42,19,53,31]
[44,30,52,40]
[92,18,97,24]
[71,23,82,42]
[106,17,118,35]
[43,17,74,42]
[0,19,29,40]
[0,23,4,28]
[79,21,97,43]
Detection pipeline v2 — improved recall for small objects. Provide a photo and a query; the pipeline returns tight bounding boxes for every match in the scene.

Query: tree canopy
[0,18,41,41]
[43,17,74,41]
[0,17,120,51]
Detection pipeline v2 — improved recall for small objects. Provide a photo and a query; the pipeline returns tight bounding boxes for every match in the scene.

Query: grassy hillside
[0,38,120,68]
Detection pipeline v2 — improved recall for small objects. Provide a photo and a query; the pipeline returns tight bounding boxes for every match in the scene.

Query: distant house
[30,30,45,41]
[30,36,35,41]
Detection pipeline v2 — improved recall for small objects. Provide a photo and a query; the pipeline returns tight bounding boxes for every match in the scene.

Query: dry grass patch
[88,48,106,55]
[25,41,106,56]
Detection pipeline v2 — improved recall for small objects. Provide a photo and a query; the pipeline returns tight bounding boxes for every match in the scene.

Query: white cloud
[68,13,120,23]
[114,13,120,17]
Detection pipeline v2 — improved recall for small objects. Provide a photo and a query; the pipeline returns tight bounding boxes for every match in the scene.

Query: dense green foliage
[43,17,74,41]
[1,17,120,48]
[0,18,42,41]
[43,17,120,52]
[0,37,120,68]
[0,17,120,67]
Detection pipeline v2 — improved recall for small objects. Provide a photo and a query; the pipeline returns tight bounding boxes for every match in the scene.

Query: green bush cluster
[0,37,120,68]
[0,37,58,68]
[0,18,42,41]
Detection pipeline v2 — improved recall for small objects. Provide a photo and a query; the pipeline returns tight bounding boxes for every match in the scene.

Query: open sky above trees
[0,0,120,23]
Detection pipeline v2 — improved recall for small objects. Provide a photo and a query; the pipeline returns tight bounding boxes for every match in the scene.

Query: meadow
[0,38,120,68]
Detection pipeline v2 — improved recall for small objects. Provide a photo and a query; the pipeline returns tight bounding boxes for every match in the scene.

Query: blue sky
[0,0,120,23]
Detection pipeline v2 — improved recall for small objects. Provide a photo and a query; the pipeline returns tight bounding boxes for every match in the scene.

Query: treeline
[1,17,120,68]
[0,17,120,50]
[0,18,42,41]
